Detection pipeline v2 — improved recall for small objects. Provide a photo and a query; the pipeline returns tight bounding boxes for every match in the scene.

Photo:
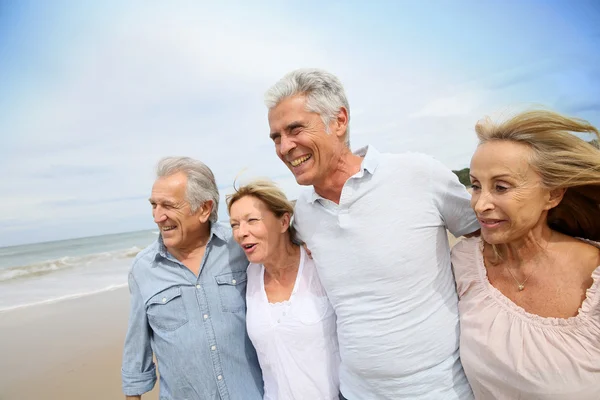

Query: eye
[230,223,239,229]
[495,184,509,193]
[470,183,481,191]
[150,203,157,209]
[248,218,259,224]
[291,127,302,135]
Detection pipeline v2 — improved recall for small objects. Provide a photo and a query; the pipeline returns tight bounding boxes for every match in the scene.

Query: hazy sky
[1,0,599,246]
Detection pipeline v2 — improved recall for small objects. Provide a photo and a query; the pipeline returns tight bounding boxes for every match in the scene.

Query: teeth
[162,226,176,231]
[290,155,311,167]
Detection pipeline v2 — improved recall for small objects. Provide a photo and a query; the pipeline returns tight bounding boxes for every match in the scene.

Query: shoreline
[0,283,129,314]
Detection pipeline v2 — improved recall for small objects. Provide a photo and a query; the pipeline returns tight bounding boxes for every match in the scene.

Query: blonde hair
[475,109,600,241]
[226,179,297,243]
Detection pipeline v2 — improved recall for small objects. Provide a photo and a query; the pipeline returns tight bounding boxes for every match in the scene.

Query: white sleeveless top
[246,247,340,400]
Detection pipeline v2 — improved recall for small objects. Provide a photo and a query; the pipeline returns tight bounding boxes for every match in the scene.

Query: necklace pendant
[518,284,525,291]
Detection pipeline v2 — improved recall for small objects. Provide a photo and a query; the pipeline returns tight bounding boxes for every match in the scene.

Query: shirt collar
[355,144,380,174]
[307,145,381,203]
[153,222,227,261]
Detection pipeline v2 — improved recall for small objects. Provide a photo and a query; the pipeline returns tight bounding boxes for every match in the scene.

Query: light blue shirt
[294,146,479,399]
[121,222,263,399]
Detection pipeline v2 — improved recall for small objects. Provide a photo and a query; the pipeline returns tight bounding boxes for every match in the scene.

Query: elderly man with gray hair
[265,69,479,399]
[121,157,263,399]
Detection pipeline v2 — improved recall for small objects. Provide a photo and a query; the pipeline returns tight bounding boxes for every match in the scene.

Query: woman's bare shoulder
[553,233,600,274]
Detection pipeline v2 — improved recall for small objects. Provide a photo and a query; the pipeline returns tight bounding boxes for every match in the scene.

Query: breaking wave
[0,246,143,283]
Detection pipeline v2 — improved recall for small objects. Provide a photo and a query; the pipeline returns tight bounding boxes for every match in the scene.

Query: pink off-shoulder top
[451,237,600,400]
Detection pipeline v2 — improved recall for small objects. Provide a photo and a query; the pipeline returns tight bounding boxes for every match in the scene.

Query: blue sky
[1,0,599,246]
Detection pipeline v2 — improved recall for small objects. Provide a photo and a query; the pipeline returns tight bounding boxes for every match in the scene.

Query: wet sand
[0,288,159,400]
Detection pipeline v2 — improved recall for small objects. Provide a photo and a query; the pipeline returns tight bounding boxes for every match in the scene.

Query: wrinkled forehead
[150,174,188,202]
[268,95,309,125]
[471,141,538,181]
[230,195,270,218]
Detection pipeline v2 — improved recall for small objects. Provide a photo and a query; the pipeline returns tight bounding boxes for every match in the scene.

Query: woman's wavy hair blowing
[226,179,298,243]
[475,109,600,241]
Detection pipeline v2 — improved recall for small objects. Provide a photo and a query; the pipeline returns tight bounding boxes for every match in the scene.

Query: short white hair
[264,68,351,146]
[156,157,219,223]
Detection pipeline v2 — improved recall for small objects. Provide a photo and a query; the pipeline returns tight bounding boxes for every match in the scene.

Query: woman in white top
[227,180,340,400]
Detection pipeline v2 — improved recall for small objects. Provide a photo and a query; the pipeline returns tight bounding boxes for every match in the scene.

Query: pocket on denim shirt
[215,271,247,313]
[147,287,189,331]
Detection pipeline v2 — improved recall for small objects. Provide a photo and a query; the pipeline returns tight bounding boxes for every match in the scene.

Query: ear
[331,106,349,142]
[545,188,566,210]
[280,212,291,234]
[197,200,214,224]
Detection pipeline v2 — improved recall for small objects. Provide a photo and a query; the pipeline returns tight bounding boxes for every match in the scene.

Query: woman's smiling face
[469,140,559,244]
[229,195,289,264]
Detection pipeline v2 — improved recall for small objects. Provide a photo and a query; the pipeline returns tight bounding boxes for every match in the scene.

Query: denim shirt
[121,222,263,400]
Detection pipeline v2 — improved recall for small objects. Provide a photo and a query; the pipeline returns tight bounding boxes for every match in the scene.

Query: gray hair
[156,156,219,223]
[264,68,351,146]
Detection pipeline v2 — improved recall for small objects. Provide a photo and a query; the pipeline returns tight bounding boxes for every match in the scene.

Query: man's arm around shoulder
[429,157,480,237]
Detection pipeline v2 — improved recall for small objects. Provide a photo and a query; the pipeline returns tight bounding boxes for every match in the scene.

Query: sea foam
[0,246,143,283]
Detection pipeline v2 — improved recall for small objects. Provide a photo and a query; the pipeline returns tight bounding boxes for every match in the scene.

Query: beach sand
[0,288,159,400]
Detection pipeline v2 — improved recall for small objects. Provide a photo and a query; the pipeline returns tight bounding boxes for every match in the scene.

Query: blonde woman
[227,180,340,400]
[452,110,600,399]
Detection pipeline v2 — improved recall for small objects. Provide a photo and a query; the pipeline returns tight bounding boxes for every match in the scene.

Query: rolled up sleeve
[122,272,156,396]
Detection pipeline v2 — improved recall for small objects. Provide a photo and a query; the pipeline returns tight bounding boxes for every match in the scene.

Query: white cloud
[409,90,484,118]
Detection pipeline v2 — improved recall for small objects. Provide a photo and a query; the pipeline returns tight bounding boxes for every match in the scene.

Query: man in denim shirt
[121,157,263,400]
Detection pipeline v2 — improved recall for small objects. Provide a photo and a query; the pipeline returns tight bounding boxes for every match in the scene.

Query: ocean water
[0,230,159,312]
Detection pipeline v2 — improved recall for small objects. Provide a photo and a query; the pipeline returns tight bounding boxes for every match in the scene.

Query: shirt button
[211,345,216,351]
[162,298,167,303]
[196,284,201,288]
[231,279,237,284]
[203,314,208,319]
[217,375,223,381]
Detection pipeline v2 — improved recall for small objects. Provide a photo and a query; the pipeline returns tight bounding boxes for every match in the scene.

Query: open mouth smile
[241,243,258,254]
[478,218,506,228]
[290,154,311,167]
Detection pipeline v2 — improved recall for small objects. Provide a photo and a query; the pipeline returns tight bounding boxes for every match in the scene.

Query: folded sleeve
[121,272,156,396]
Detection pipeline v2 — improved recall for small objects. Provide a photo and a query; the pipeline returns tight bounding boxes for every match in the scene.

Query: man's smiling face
[149,171,207,251]
[268,95,342,187]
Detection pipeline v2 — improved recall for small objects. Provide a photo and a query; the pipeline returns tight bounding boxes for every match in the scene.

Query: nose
[233,222,249,245]
[279,135,296,157]
[473,189,494,215]
[237,221,250,237]
[153,206,167,224]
